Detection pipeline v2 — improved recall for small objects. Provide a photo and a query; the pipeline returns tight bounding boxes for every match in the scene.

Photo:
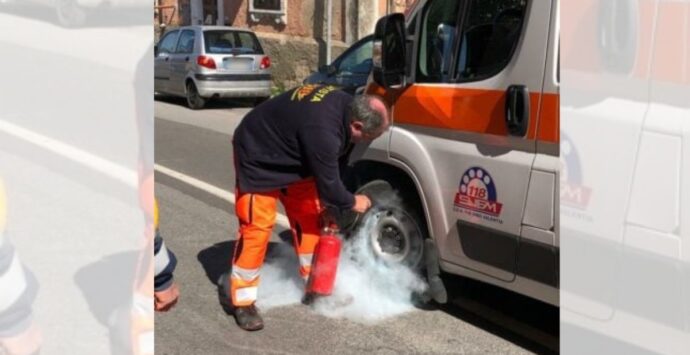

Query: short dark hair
[348,95,386,135]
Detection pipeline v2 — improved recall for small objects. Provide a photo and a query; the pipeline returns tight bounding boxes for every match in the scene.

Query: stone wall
[226,0,347,42]
[257,32,348,90]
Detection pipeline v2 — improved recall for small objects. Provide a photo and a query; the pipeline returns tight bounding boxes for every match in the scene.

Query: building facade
[155,0,415,89]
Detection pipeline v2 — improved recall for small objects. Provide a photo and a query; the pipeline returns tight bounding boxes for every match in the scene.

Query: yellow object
[0,178,6,232]
[154,199,159,229]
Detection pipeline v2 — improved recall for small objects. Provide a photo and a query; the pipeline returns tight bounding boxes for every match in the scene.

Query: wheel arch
[184,77,195,93]
[345,159,433,241]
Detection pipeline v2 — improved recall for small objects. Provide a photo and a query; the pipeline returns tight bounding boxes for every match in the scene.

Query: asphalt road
[154,98,558,354]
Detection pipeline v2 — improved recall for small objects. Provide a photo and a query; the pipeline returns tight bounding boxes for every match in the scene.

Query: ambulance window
[416,0,461,83]
[455,0,527,82]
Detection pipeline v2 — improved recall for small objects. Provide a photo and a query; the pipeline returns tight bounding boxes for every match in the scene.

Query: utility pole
[326,0,332,64]
[217,0,224,25]
[191,0,203,25]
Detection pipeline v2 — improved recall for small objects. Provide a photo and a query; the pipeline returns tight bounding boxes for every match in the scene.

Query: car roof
[176,25,257,33]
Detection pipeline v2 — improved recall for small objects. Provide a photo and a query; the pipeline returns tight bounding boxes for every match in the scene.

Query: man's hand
[352,194,372,213]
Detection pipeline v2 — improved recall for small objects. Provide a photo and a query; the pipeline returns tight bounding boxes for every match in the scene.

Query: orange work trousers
[230,178,322,307]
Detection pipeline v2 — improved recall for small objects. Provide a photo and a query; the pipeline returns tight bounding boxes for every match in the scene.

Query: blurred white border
[561,0,690,353]
[0,1,152,353]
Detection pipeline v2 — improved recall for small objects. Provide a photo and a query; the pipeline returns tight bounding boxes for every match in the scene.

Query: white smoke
[313,212,428,322]
[256,206,428,323]
[256,242,304,309]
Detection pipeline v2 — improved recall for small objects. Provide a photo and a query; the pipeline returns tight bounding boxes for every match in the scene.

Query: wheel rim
[187,83,199,106]
[368,208,421,265]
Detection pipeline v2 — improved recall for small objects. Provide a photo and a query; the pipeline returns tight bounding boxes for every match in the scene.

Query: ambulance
[345,0,560,306]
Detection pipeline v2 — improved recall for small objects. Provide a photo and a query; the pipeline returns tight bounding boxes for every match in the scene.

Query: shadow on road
[74,251,138,326]
[155,96,258,110]
[439,274,559,354]
[196,231,294,287]
[197,231,298,313]
[74,250,140,354]
[196,240,235,287]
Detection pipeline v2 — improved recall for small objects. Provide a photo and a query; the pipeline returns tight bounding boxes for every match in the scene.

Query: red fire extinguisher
[306,225,342,297]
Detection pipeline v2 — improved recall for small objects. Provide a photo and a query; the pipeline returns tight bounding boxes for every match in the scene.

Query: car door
[333,36,374,92]
[169,29,197,95]
[388,0,552,282]
[154,30,180,94]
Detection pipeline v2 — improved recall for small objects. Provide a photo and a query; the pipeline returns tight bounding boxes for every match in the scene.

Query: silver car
[154,26,272,109]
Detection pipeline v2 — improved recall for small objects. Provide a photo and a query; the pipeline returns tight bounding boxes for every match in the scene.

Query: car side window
[455,0,528,82]
[175,30,195,54]
[158,30,180,55]
[337,39,373,74]
[416,0,461,83]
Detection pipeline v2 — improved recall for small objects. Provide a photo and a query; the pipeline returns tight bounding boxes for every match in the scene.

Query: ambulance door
[388,0,552,281]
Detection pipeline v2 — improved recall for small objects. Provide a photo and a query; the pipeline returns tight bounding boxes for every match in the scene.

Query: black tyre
[345,180,426,269]
[185,81,206,110]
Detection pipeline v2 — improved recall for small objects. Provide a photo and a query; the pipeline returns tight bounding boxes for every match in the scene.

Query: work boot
[233,304,264,331]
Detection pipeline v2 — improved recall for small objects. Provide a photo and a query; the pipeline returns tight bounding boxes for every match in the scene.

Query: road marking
[0,120,137,188]
[154,164,291,228]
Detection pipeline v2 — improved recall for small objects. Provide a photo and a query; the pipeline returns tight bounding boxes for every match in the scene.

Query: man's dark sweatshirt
[233,84,355,210]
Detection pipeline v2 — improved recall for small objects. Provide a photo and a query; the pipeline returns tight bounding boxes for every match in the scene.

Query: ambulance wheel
[349,180,426,269]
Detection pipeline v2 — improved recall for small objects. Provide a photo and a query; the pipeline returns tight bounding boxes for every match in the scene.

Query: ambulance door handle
[505,85,530,137]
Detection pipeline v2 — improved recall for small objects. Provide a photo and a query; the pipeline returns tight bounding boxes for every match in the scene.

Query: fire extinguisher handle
[321,226,340,236]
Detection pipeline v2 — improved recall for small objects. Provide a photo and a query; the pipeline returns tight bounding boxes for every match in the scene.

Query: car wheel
[55,0,86,27]
[345,180,425,270]
[185,82,206,110]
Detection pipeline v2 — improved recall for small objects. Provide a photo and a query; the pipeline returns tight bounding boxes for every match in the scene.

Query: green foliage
[270,82,287,97]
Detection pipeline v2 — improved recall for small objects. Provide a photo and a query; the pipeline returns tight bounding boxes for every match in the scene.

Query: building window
[253,0,280,11]
[249,0,287,24]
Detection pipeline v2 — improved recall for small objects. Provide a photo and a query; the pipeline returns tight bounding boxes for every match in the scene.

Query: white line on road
[0,120,137,188]
[154,164,291,228]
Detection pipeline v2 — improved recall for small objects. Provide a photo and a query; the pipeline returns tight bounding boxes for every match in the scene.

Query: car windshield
[203,30,263,54]
[338,38,373,74]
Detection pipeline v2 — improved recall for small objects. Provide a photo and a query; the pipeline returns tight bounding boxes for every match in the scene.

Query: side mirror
[154,45,158,57]
[372,13,406,88]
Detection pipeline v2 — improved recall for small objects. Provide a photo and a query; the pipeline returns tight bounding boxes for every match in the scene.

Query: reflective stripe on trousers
[230,179,323,306]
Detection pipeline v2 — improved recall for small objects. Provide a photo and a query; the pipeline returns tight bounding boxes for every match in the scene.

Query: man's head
[348,95,390,143]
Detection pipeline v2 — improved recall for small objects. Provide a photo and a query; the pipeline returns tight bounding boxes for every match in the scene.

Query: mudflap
[424,239,448,304]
